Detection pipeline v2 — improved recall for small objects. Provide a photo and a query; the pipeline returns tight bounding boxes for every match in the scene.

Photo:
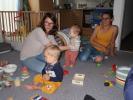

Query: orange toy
[34,74,61,94]
[41,81,61,94]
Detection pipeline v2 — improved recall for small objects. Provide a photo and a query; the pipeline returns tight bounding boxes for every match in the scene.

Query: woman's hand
[42,74,50,81]
[106,45,116,56]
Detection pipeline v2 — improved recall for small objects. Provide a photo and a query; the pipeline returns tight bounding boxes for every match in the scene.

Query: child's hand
[46,42,52,47]
[59,46,69,51]
[43,74,50,81]
[59,46,64,51]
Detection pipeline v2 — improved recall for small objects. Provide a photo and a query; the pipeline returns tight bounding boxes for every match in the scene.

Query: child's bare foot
[70,65,74,68]
[24,84,39,90]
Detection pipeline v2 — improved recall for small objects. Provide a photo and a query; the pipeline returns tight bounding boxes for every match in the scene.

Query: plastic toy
[3,64,17,76]
[96,62,101,67]
[41,82,58,94]
[21,66,30,81]
[63,69,69,76]
[30,94,47,100]
[104,80,113,87]
[72,73,85,86]
[112,64,117,72]
[14,77,21,87]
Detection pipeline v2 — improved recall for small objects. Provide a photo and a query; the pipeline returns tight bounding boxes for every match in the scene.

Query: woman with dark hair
[79,11,118,63]
[20,13,58,73]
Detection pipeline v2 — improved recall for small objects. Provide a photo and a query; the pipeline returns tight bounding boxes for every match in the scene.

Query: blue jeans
[78,41,104,61]
[124,67,133,100]
[21,53,46,73]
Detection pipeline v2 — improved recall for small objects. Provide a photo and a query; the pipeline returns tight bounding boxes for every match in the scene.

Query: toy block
[72,73,85,86]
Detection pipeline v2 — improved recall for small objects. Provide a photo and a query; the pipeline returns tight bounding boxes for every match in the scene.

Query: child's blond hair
[44,45,61,59]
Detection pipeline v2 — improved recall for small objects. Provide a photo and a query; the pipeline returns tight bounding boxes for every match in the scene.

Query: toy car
[30,94,47,100]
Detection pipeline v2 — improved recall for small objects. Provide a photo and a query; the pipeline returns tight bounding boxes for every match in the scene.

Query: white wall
[0,0,21,11]
[113,0,125,50]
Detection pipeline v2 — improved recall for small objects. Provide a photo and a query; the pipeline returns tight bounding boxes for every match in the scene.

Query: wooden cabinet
[29,0,54,11]
[39,0,54,11]
[60,9,83,29]
[60,9,93,39]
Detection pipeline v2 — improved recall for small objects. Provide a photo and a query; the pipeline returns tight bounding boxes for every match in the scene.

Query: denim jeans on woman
[78,41,104,62]
[21,53,46,73]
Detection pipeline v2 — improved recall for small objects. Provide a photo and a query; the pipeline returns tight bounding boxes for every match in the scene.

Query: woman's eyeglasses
[102,17,111,20]
[44,21,54,26]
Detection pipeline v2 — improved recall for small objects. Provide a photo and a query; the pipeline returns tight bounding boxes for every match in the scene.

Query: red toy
[112,64,117,72]
[63,70,69,76]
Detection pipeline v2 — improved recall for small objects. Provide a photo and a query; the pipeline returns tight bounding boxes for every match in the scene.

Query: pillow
[55,31,70,46]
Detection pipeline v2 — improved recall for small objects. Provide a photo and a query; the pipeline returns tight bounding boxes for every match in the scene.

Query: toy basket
[116,66,131,88]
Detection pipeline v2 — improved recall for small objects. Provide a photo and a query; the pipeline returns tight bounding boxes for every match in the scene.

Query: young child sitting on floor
[25,45,63,94]
[59,24,81,67]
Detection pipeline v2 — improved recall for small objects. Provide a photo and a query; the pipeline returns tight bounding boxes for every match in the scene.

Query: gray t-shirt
[20,27,57,60]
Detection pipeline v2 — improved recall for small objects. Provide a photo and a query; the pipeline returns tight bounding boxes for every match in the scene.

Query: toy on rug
[41,81,61,94]
[104,80,114,87]
[4,80,13,87]
[103,64,117,78]
[14,77,21,87]
[96,62,102,67]
[63,69,69,76]
[72,73,85,86]
[112,64,117,73]
[3,64,17,76]
[30,94,47,100]
[2,72,14,88]
[0,73,14,88]
[21,66,30,81]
